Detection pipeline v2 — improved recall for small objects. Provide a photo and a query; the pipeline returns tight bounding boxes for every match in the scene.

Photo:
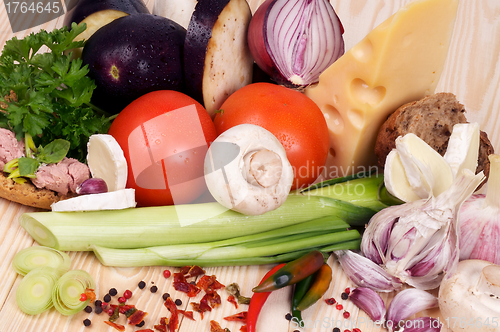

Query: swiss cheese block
[304,0,459,179]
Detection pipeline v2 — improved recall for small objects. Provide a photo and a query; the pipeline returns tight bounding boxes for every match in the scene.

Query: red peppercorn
[335,304,343,310]
[343,311,350,319]
[353,328,362,332]
[325,297,336,305]
[344,330,351,332]
[123,290,132,299]
[107,308,114,316]
[79,293,88,302]
[344,287,351,295]
[118,296,126,303]
[163,269,171,278]
[101,302,108,310]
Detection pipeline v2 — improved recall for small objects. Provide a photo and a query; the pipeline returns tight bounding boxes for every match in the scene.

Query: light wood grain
[0,0,498,331]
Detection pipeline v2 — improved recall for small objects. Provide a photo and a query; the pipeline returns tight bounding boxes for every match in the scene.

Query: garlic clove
[396,133,454,199]
[386,288,438,329]
[384,150,422,203]
[349,287,386,323]
[443,122,480,178]
[334,250,403,292]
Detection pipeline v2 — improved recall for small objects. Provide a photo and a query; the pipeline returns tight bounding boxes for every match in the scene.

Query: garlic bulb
[361,169,485,290]
[459,154,500,264]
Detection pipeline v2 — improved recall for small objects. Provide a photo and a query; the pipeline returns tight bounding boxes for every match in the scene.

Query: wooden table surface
[0,0,499,331]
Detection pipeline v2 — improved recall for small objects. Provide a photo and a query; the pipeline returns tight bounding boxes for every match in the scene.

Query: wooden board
[0,0,498,331]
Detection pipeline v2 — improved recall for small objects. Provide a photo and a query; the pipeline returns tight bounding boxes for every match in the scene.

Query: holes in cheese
[350,78,386,106]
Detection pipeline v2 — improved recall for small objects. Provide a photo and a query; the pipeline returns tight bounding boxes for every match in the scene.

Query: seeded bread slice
[0,172,75,210]
[375,92,494,179]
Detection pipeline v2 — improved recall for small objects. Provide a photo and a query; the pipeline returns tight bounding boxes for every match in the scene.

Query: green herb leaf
[37,139,70,164]
[18,157,40,177]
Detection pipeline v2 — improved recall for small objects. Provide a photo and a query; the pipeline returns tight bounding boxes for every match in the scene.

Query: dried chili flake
[164,297,180,332]
[197,275,225,293]
[160,317,168,326]
[223,311,248,323]
[227,295,239,309]
[136,330,154,332]
[84,288,96,303]
[128,309,148,326]
[240,326,247,332]
[153,325,167,332]
[104,321,126,332]
[210,320,230,332]
[173,272,201,297]
[109,306,120,322]
[120,304,136,315]
[178,310,195,321]
[179,265,206,278]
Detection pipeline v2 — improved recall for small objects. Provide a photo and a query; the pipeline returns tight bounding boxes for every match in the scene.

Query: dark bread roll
[375,92,494,179]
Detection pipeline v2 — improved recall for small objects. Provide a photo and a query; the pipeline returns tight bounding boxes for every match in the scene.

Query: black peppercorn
[84,305,92,313]
[175,299,182,306]
[109,288,118,296]
[341,292,349,300]
[333,328,340,332]
[95,306,103,314]
[285,313,292,321]
[94,300,102,307]
[150,285,158,293]
[83,319,91,327]
[162,293,170,301]
[138,281,146,289]
[103,294,111,303]
[136,320,145,327]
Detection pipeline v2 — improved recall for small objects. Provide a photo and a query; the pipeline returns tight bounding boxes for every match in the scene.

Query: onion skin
[248,0,344,87]
[248,0,279,81]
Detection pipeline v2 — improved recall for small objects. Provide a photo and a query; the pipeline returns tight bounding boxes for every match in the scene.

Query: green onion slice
[12,246,71,276]
[52,270,95,316]
[16,266,62,315]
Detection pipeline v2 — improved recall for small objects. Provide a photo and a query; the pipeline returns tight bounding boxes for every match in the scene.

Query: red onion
[248,0,344,88]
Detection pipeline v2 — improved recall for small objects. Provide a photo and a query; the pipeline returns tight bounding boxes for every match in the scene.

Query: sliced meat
[0,128,25,170]
[32,158,90,195]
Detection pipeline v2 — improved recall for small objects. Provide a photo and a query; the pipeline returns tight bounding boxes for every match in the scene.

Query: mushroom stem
[243,149,283,188]
[475,265,500,298]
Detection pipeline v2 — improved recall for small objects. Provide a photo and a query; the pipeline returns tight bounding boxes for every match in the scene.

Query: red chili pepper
[247,263,286,332]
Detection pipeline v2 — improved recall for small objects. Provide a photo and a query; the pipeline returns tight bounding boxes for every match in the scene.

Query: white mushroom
[438,259,500,332]
[204,124,294,215]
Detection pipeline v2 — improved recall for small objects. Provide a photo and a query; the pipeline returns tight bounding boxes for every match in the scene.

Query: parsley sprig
[0,23,112,162]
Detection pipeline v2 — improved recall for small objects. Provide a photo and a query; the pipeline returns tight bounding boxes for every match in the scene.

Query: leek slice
[12,246,71,276]
[52,270,95,316]
[16,266,62,315]
[20,195,374,251]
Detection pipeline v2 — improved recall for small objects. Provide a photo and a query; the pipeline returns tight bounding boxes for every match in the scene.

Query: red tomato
[214,83,329,190]
[108,90,217,207]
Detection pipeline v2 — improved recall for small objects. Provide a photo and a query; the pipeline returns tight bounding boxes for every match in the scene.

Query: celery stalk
[20,195,373,251]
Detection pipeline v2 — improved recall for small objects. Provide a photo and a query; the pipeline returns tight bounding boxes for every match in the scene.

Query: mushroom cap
[438,259,500,332]
[204,124,294,215]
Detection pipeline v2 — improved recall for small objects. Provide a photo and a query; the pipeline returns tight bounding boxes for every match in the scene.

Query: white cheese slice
[51,189,136,212]
[304,0,459,178]
[444,123,480,178]
[86,134,127,192]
